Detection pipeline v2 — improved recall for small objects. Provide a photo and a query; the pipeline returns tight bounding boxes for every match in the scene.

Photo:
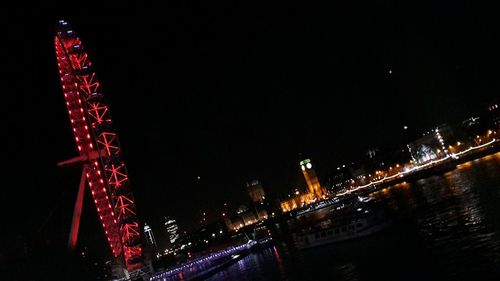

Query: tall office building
[164,216,179,246]
[300,159,326,199]
[143,223,157,248]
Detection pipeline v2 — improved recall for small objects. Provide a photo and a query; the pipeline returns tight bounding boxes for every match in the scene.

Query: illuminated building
[225,202,269,232]
[280,159,327,212]
[143,223,157,248]
[408,124,454,163]
[164,217,179,247]
[237,205,258,226]
[246,180,266,203]
[299,159,326,199]
[246,180,268,220]
[280,193,316,213]
[223,181,270,232]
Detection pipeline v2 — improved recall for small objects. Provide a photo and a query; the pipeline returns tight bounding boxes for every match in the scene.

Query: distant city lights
[336,138,497,197]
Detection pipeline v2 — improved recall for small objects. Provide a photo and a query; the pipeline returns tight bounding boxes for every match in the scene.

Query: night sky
[2,1,500,261]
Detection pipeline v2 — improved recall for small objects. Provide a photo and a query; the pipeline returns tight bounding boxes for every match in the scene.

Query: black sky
[2,1,500,258]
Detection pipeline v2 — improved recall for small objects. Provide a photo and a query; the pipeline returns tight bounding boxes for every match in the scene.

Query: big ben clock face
[306,163,312,169]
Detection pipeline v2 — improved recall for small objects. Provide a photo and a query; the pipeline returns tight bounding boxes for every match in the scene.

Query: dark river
[206,152,500,281]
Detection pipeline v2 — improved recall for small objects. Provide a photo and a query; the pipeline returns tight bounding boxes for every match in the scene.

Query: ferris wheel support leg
[68,165,88,251]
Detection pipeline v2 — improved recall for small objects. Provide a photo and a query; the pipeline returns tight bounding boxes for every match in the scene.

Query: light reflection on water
[206,153,500,281]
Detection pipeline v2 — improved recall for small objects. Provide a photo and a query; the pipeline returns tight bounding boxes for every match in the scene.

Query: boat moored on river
[293,197,392,249]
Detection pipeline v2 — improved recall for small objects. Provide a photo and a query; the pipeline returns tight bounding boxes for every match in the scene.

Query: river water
[206,152,500,281]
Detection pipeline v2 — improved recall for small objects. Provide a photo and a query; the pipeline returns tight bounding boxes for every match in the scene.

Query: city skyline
[2,2,500,275]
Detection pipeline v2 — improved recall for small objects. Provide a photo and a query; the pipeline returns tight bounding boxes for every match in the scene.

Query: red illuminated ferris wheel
[54,20,143,272]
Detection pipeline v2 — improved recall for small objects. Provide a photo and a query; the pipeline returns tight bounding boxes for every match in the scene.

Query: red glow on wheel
[55,20,143,272]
